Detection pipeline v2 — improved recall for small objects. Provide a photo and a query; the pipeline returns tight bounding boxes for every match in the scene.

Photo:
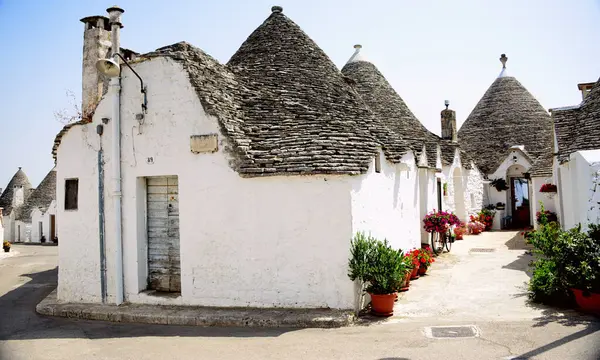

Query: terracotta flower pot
[410,264,420,280]
[455,234,464,240]
[399,271,411,292]
[418,265,428,276]
[369,293,396,317]
[571,288,600,315]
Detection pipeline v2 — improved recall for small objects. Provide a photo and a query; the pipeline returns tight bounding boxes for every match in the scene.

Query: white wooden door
[147,176,181,292]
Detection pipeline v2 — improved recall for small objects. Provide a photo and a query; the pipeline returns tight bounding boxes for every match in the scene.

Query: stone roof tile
[554,77,600,163]
[457,62,553,175]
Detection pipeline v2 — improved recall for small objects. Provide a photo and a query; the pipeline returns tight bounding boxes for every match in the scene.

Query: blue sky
[0,0,599,187]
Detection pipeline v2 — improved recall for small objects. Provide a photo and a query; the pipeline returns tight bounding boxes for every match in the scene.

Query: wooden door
[39,222,43,241]
[147,176,181,292]
[510,178,531,229]
[50,215,56,241]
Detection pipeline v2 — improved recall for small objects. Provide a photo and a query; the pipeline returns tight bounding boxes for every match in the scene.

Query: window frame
[64,178,79,211]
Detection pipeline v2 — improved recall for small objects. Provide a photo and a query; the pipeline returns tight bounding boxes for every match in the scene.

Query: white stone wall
[31,201,56,243]
[56,57,366,309]
[350,151,421,252]
[530,177,557,229]
[558,150,600,230]
[2,216,9,241]
[441,150,483,222]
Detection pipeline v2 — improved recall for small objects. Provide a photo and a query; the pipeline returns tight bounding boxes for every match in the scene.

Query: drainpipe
[97,124,107,303]
[107,5,125,305]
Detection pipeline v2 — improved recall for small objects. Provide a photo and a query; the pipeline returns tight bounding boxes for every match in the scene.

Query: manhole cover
[425,325,480,339]
[470,248,496,253]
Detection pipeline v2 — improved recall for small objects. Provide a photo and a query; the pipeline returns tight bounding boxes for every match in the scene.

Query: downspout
[97,125,107,303]
[108,6,125,305]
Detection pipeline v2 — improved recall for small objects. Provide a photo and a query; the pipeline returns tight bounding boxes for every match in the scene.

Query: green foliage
[528,220,600,304]
[490,178,509,191]
[528,258,567,303]
[348,232,377,282]
[365,240,405,295]
[347,232,408,295]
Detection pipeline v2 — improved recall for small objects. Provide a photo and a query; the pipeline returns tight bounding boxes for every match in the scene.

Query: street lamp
[96,54,147,113]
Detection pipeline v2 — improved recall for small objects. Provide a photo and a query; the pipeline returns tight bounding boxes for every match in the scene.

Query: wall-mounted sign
[190,134,218,154]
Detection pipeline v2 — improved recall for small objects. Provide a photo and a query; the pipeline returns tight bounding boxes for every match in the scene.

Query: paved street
[1,237,599,360]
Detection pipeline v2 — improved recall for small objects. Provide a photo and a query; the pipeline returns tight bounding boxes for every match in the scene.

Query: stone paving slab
[36,289,355,328]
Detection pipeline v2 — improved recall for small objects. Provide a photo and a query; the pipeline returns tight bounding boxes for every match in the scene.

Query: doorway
[510,178,531,228]
[50,215,56,241]
[38,222,43,241]
[437,179,443,211]
[146,176,181,293]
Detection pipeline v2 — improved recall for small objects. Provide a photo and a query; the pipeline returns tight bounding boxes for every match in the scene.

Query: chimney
[441,100,457,142]
[80,15,112,117]
[577,82,595,101]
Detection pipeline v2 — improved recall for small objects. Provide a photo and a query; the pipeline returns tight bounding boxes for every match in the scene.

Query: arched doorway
[507,164,531,228]
[453,168,467,221]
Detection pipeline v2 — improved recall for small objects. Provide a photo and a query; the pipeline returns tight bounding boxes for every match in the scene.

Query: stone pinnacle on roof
[498,53,509,78]
[346,44,367,65]
[271,5,283,13]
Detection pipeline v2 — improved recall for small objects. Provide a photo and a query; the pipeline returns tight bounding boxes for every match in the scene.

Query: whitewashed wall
[350,151,421,252]
[0,212,4,242]
[530,177,557,229]
[558,150,600,230]
[2,216,10,241]
[31,201,57,243]
[57,57,364,309]
[441,150,483,222]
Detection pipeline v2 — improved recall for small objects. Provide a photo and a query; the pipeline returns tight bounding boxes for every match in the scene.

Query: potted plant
[408,249,421,280]
[40,235,46,243]
[398,253,413,292]
[468,218,485,235]
[454,222,467,240]
[348,233,405,317]
[496,202,506,210]
[416,247,435,275]
[3,241,11,253]
[477,209,495,231]
[490,178,509,191]
[536,210,558,225]
[366,240,405,316]
[539,183,558,193]
[559,226,600,315]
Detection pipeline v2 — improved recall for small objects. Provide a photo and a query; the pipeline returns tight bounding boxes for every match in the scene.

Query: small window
[65,179,79,210]
[375,153,381,173]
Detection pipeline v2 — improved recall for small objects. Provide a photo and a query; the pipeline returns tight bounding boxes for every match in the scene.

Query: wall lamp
[96,53,148,114]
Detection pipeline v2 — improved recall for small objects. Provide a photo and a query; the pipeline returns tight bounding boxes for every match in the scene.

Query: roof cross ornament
[500,54,508,69]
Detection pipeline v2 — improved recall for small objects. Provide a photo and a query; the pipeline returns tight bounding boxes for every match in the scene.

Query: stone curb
[36,290,355,328]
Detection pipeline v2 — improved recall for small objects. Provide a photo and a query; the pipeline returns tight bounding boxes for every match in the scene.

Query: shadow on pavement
[0,267,302,343]
[508,307,600,359]
[502,252,534,279]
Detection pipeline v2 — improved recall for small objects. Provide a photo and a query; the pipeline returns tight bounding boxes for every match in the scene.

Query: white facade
[58,57,443,309]
[557,150,600,230]
[441,148,484,223]
[31,200,57,243]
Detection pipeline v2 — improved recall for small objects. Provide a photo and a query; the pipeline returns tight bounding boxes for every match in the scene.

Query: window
[65,179,79,210]
[375,153,381,173]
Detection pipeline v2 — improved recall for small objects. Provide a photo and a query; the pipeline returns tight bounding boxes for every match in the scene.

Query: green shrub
[528,258,567,303]
[348,232,407,296]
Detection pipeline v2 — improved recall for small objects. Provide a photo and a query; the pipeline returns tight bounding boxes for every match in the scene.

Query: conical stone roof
[224,6,406,174]
[457,55,553,175]
[553,77,600,163]
[15,169,56,221]
[341,47,440,167]
[0,168,32,216]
